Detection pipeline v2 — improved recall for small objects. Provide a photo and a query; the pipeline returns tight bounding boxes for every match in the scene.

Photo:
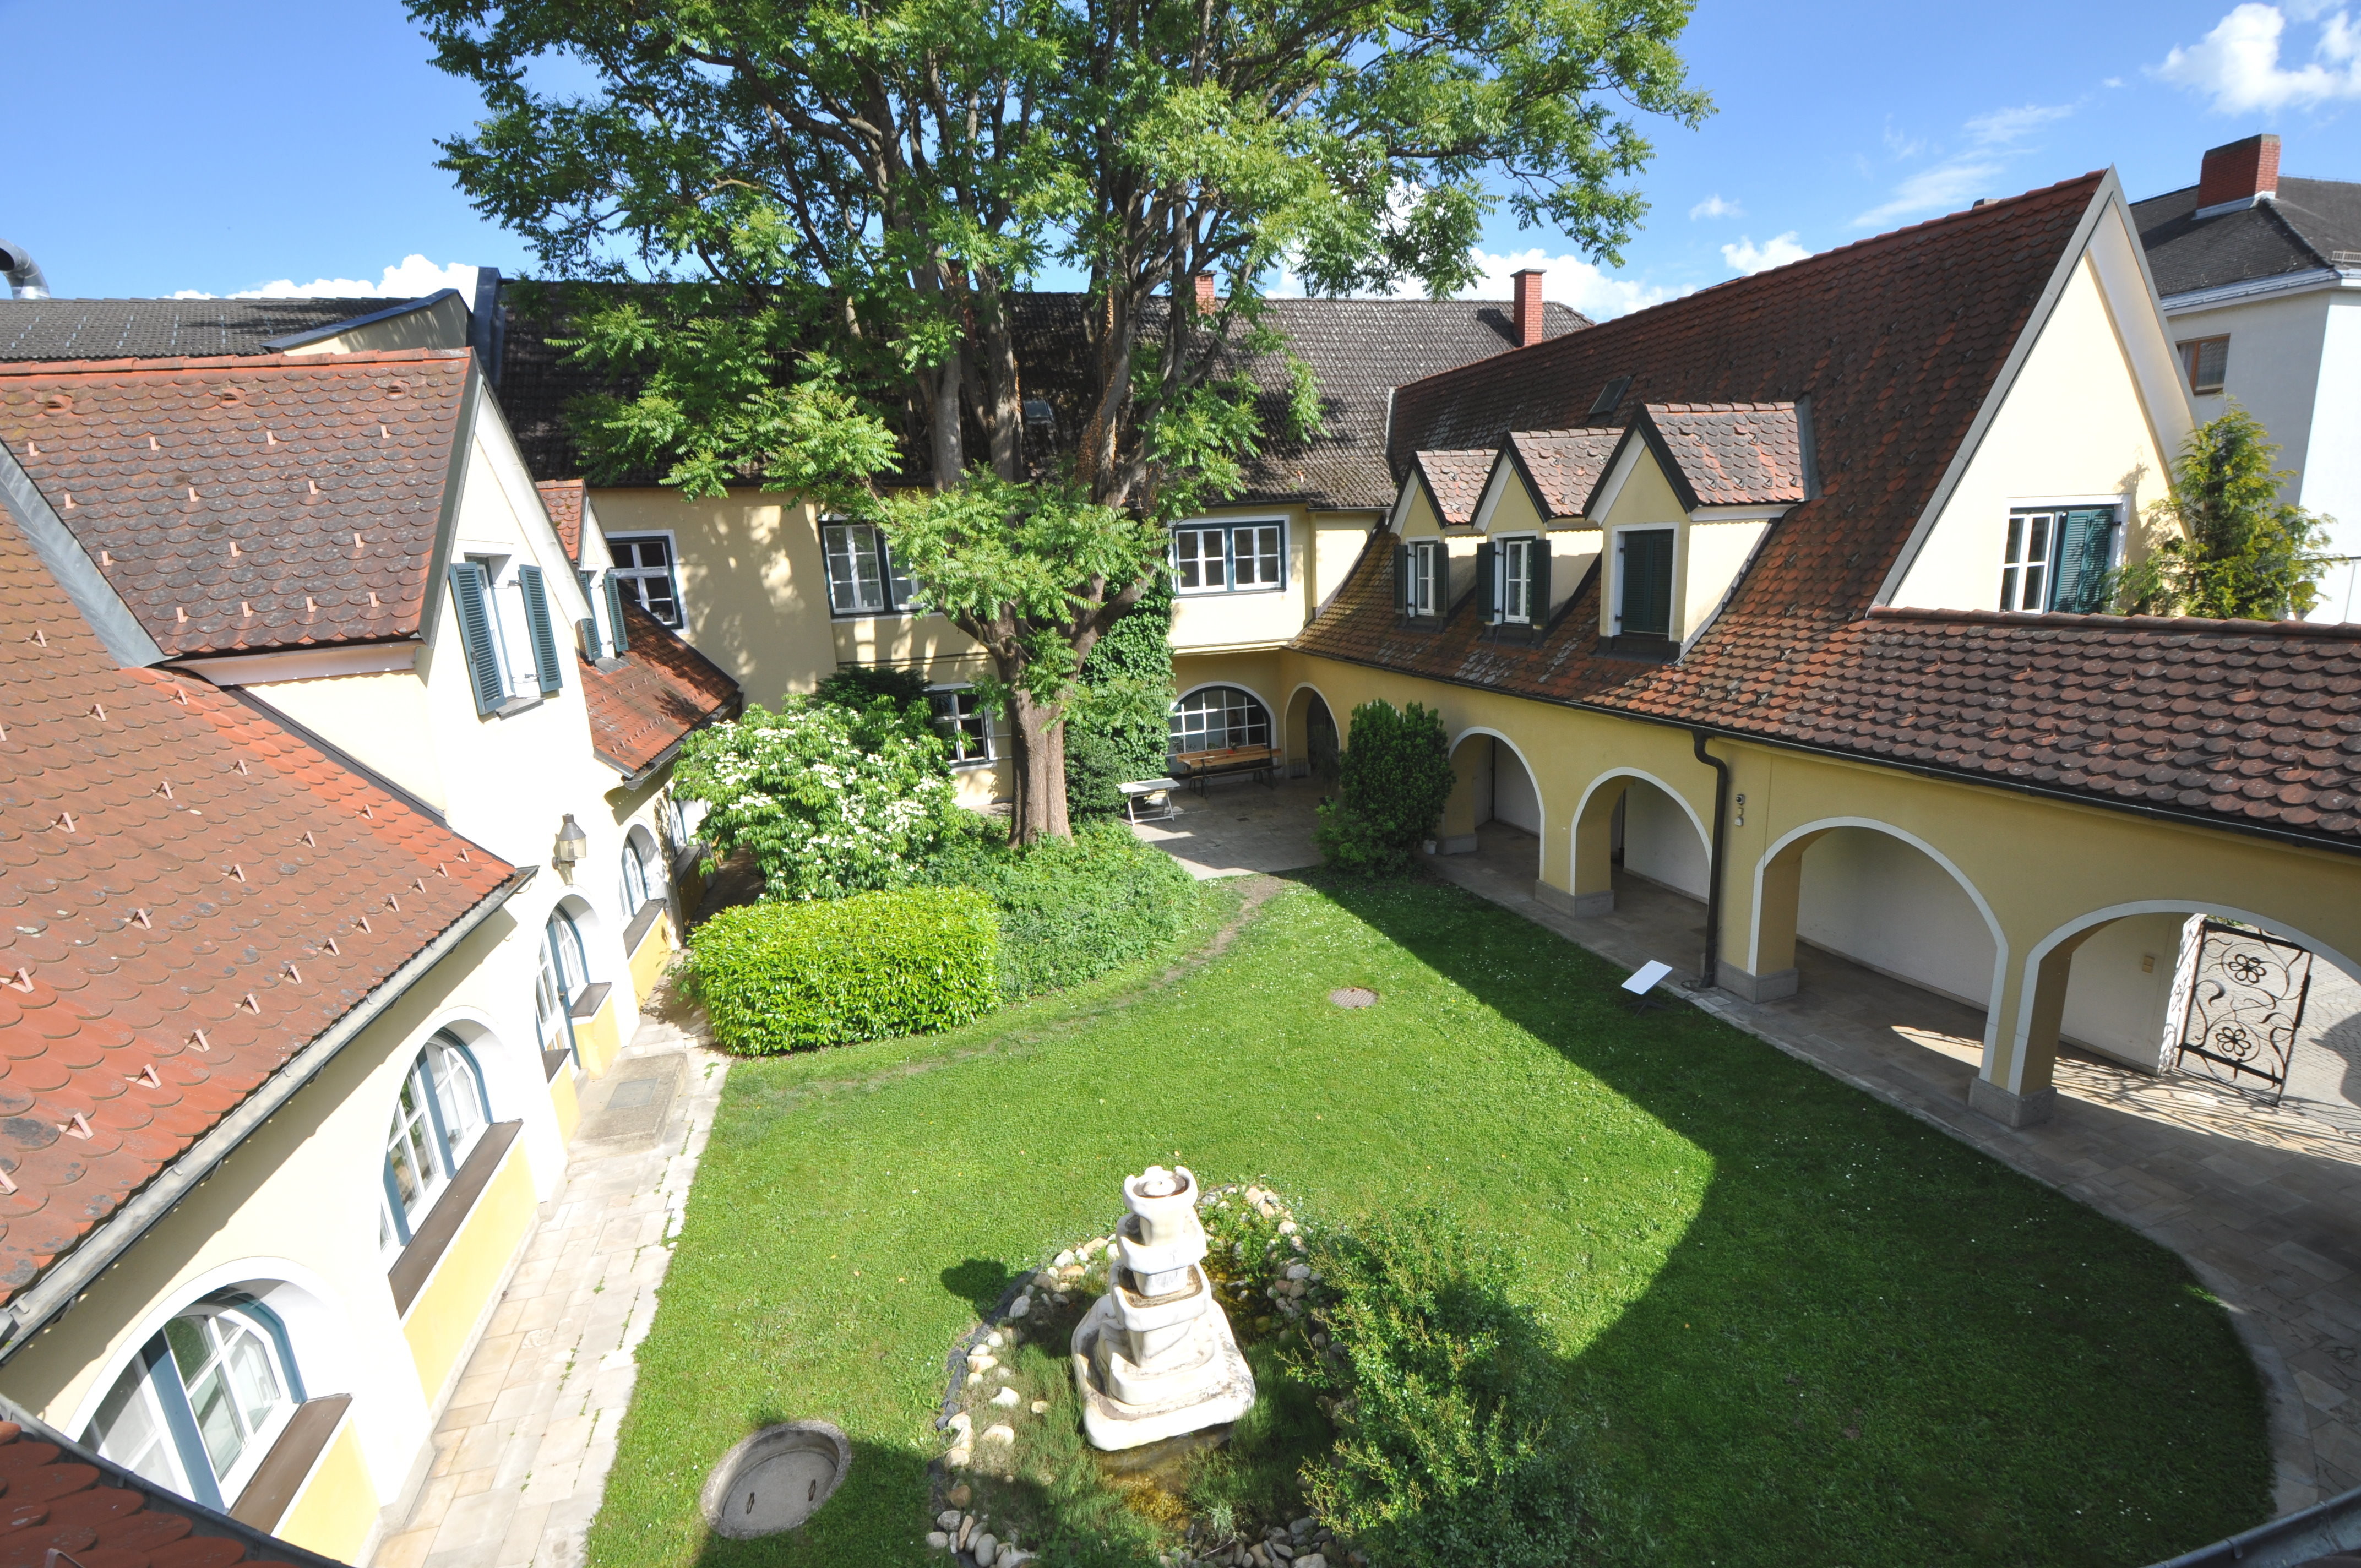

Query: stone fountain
[1070,1165,1255,1450]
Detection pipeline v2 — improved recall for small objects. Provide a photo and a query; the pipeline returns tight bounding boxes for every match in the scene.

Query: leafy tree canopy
[414,0,1707,837]
[2118,404,2332,621]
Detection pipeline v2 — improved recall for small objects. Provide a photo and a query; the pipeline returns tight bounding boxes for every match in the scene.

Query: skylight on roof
[1588,375,1631,418]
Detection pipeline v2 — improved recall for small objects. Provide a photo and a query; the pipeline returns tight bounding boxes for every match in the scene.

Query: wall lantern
[553,813,589,881]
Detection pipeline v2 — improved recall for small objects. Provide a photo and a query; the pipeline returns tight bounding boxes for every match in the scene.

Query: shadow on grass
[1301,871,2275,1567]
[942,1258,1017,1315]
[688,1432,931,1567]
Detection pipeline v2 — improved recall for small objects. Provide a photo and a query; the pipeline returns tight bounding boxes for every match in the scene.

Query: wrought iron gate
[2172,920,2315,1103]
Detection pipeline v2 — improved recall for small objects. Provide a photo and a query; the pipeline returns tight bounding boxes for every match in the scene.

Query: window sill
[389,1120,523,1315]
[949,756,999,771]
[1598,633,1677,662]
[544,1047,574,1083]
[485,694,544,720]
[569,981,613,1022]
[230,1393,352,1532]
[622,899,669,954]
[1484,622,1543,645]
[1173,586,1288,598]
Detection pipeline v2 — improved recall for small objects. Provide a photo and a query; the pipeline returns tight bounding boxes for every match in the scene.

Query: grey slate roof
[0,297,414,362]
[493,285,1586,510]
[2132,176,2361,297]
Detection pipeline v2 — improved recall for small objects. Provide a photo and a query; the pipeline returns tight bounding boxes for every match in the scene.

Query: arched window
[535,907,591,1061]
[84,1293,305,1509]
[619,826,660,916]
[1169,686,1271,756]
[379,1033,492,1255]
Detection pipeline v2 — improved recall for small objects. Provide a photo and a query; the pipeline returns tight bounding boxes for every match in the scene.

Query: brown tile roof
[1410,449,1493,525]
[1505,429,1620,518]
[0,1408,340,1564]
[1636,402,1806,508]
[0,505,518,1309]
[1288,174,2361,853]
[0,350,471,660]
[536,478,585,564]
[579,603,741,780]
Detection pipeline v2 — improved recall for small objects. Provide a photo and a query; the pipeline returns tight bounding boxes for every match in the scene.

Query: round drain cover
[1329,987,1378,1008]
[699,1421,850,1538]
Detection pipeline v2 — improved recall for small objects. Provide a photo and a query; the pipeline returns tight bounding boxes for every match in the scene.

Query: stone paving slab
[368,1021,729,1567]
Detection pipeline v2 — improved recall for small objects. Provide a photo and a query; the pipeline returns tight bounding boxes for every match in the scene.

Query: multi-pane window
[1172,521,1285,594]
[535,909,591,1063]
[1401,540,1442,617]
[620,827,659,914]
[1500,537,1540,624]
[1615,528,1675,637]
[2000,506,2119,614]
[610,535,684,627]
[85,1295,304,1510]
[2178,336,2229,396]
[822,522,916,615]
[931,688,994,765]
[1169,686,1272,755]
[380,1036,492,1253]
[450,557,562,714]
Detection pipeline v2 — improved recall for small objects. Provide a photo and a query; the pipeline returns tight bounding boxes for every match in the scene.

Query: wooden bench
[1171,745,1277,794]
[1118,778,1182,824]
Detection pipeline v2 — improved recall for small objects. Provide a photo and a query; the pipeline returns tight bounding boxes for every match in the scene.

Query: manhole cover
[1329,987,1378,1009]
[699,1422,850,1538]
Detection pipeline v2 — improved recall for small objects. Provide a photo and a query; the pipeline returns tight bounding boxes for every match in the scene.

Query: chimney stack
[1511,269,1546,347]
[1194,273,1217,311]
[2196,133,2280,219]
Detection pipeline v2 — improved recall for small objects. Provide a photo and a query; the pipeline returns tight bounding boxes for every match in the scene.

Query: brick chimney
[2196,133,2280,217]
[1194,273,1217,311]
[1511,269,1547,347]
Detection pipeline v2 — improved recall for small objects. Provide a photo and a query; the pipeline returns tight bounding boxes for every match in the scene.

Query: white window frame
[821,521,916,617]
[84,1294,306,1511]
[929,686,996,767]
[2177,335,2229,396]
[1170,517,1288,596]
[608,531,685,628]
[1609,526,1677,638]
[1406,539,1442,617]
[379,1036,493,1259]
[1498,535,1539,625]
[621,826,659,913]
[1168,684,1273,755]
[464,554,523,695]
[1999,496,2128,614]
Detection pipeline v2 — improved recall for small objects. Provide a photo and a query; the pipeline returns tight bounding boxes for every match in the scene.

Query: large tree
[2117,405,2331,621]
[415,0,1706,839]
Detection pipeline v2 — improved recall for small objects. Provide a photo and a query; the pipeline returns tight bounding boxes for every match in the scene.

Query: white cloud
[1851,100,2076,227]
[1689,193,1743,221]
[1721,232,1811,275]
[173,255,480,301]
[1268,246,1688,321]
[2156,3,2361,110]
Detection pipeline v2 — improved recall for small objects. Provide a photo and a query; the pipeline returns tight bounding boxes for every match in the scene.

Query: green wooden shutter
[1395,545,1410,614]
[1620,530,1673,636]
[448,563,507,715]
[1531,541,1552,624]
[518,565,564,695]
[2051,507,2118,613]
[1476,542,1495,622]
[604,575,631,652]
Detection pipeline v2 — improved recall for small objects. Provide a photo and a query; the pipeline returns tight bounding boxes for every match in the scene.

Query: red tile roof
[0,1411,336,1565]
[1634,403,1806,509]
[536,478,585,564]
[1505,429,1620,518]
[1293,175,2361,853]
[0,350,472,661]
[1408,450,1493,526]
[0,505,518,1308]
[579,603,741,780]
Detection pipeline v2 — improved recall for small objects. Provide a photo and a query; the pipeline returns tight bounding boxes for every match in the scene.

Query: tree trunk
[1004,687,1070,845]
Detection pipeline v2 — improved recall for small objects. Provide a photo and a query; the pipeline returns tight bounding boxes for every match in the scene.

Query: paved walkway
[369,1017,729,1567]
[1130,790,2361,1515]
[1131,776,1322,879]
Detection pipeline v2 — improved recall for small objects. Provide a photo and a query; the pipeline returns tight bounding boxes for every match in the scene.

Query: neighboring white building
[2133,134,2361,622]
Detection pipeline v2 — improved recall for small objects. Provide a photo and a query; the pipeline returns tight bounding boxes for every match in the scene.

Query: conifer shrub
[1315,700,1455,876]
[688,886,999,1051]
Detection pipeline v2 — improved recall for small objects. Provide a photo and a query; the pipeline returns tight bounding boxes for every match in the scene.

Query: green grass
[590,875,2269,1568]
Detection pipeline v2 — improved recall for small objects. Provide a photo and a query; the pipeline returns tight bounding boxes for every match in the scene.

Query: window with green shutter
[1617,528,1674,636]
[517,565,564,695]
[448,562,509,715]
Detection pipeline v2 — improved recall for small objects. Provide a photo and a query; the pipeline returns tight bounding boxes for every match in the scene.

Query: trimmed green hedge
[688,887,1000,1053]
[926,820,1195,996]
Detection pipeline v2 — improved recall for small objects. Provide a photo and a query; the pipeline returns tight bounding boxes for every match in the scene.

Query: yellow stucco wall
[401,1136,536,1403]
[282,293,472,357]
[252,667,448,813]
[273,1419,377,1564]
[548,1061,581,1142]
[628,907,676,1003]
[574,992,624,1077]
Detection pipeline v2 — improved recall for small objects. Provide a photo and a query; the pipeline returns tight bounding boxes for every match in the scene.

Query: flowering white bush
[672,698,961,900]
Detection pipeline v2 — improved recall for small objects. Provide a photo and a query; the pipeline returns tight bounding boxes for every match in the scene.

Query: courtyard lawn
[589,875,2269,1568]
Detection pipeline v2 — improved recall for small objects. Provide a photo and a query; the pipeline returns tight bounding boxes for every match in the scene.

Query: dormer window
[1999,505,2119,614]
[1613,528,1674,637]
[1497,536,1544,625]
[1396,539,1443,617]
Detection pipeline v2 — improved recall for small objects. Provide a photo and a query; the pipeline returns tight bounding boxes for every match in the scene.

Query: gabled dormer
[1388,449,1492,619]
[1585,402,1808,656]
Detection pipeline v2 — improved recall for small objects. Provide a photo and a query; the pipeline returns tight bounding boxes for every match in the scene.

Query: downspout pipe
[1690,729,1730,990]
[0,239,50,300]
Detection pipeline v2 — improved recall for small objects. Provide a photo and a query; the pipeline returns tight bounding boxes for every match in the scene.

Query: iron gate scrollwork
[2173,919,2315,1103]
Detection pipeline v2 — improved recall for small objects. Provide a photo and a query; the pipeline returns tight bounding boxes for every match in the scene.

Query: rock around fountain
[1071,1165,1255,1450]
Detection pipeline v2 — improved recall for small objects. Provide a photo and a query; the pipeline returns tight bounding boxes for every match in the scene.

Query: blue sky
[2,0,2354,314]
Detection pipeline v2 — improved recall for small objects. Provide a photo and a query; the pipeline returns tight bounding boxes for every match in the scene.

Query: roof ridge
[0,346,472,377]
[1865,603,2361,641]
